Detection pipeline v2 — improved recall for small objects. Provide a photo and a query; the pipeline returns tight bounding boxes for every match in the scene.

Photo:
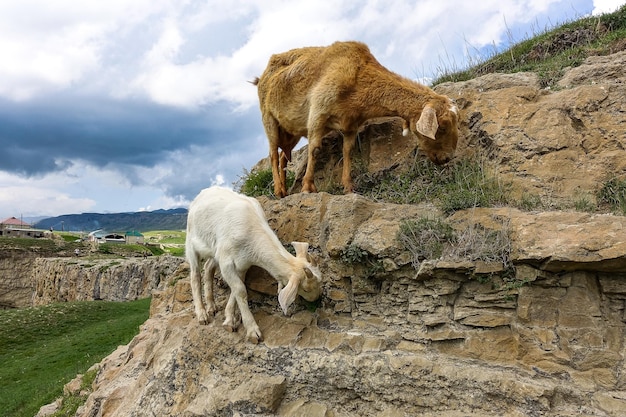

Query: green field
[0,298,151,417]
[143,230,186,256]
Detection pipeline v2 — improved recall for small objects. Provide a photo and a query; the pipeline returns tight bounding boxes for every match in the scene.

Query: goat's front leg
[223,291,239,331]
[264,116,287,198]
[341,131,357,194]
[221,264,262,343]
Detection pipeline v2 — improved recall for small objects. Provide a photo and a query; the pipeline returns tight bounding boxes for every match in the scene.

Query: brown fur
[254,41,459,197]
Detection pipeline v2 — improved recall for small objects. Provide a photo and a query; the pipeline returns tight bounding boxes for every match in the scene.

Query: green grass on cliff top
[0,298,151,417]
[431,4,626,87]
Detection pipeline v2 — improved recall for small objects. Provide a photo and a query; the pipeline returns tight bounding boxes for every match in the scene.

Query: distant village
[0,216,144,245]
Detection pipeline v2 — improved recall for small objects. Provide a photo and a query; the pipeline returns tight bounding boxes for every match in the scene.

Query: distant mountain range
[34,208,188,232]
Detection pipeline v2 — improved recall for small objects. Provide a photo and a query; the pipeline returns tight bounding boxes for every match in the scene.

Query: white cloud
[0,173,96,217]
[592,0,625,14]
[2,0,606,107]
[0,0,168,100]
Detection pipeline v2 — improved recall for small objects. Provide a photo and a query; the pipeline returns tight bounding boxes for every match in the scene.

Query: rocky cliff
[0,247,183,308]
[72,52,626,416]
[31,255,184,305]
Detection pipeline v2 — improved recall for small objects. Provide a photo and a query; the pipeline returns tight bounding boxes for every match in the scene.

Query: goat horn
[291,241,310,258]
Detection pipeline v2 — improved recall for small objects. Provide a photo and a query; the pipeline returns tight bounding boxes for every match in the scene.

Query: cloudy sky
[1,0,624,220]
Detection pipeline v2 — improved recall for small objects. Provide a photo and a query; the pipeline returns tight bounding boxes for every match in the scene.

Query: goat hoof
[222,319,238,332]
[247,328,263,344]
[196,311,211,325]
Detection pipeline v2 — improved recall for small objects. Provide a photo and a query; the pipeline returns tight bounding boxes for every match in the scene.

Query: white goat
[185,186,322,343]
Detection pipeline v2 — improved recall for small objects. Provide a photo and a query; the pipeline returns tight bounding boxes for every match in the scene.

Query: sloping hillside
[34,208,187,232]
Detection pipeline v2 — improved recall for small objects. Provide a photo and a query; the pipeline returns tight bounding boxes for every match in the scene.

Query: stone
[592,391,626,417]
[35,399,61,417]
[63,374,83,396]
[278,399,331,417]
[229,375,287,413]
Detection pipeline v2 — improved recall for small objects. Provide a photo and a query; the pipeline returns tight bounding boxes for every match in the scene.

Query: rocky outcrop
[72,52,626,416]
[32,255,184,305]
[0,249,39,308]
[435,51,626,206]
[77,198,626,416]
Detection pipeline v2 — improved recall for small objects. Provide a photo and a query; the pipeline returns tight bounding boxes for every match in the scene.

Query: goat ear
[291,241,310,259]
[416,105,438,140]
[278,276,300,315]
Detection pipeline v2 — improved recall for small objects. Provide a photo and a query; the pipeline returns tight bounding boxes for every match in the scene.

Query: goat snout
[426,152,452,165]
[300,288,321,302]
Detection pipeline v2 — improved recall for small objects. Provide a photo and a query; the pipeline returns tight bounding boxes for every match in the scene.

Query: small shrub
[573,193,596,212]
[340,244,369,264]
[398,215,515,280]
[397,217,456,267]
[447,219,512,269]
[597,177,626,215]
[339,244,384,276]
[517,192,544,211]
[236,168,295,198]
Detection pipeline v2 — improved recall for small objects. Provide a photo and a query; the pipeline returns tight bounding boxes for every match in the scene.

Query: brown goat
[253,41,459,197]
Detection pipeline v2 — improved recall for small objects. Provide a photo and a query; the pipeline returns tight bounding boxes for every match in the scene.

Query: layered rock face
[76,52,626,416]
[32,256,184,305]
[1,250,183,308]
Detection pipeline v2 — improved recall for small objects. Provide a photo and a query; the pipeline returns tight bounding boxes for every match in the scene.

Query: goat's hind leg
[202,258,217,317]
[189,254,211,325]
[341,131,357,194]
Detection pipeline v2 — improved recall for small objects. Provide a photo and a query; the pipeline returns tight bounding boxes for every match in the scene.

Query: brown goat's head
[405,99,459,165]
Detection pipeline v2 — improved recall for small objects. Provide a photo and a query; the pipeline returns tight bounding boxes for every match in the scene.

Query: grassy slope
[0,298,151,417]
[432,5,626,86]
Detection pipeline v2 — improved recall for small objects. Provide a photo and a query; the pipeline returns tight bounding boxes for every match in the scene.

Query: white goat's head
[277,241,322,315]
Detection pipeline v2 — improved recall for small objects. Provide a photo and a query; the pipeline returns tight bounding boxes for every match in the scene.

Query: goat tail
[249,77,260,86]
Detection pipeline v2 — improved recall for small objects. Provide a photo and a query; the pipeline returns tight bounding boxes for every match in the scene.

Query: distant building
[87,229,106,243]
[104,233,125,244]
[0,217,45,238]
[125,230,144,245]
[87,229,144,245]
